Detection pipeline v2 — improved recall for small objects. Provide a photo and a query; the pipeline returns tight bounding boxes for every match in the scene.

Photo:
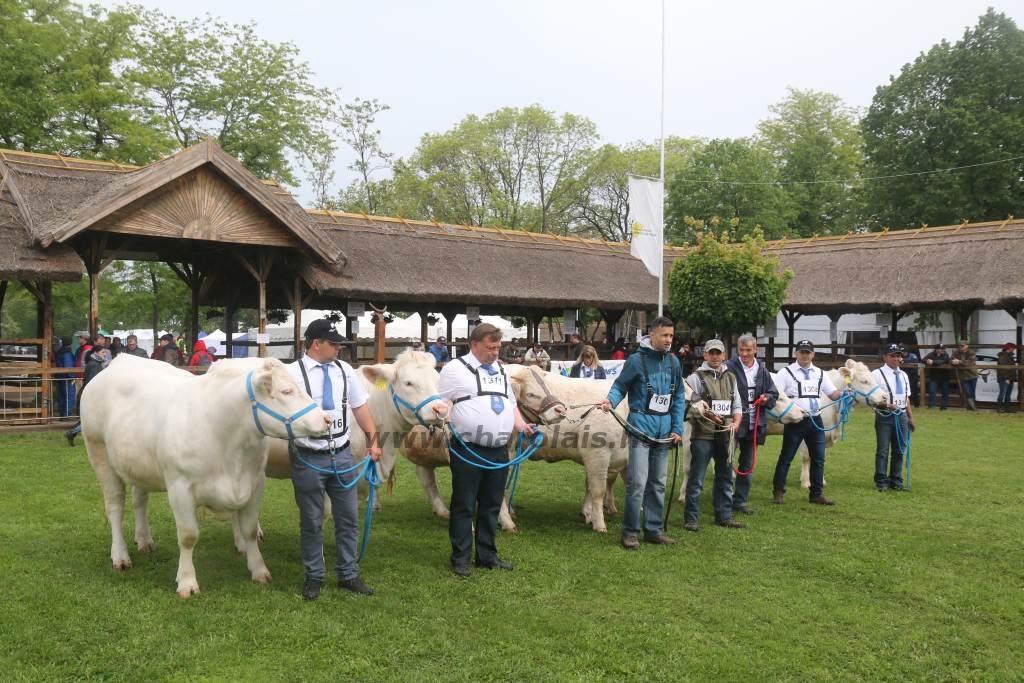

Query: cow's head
[839,359,887,408]
[505,364,567,424]
[360,349,448,428]
[767,376,806,424]
[248,358,330,438]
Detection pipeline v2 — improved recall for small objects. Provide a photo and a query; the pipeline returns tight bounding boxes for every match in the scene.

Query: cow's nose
[553,405,567,416]
[322,414,332,426]
[433,403,449,418]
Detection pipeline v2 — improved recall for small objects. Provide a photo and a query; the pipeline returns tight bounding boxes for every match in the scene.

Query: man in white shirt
[439,323,535,578]
[287,319,382,601]
[871,344,917,491]
[772,340,844,506]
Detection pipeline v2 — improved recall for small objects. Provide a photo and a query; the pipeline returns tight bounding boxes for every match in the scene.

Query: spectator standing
[109,336,123,358]
[501,338,523,364]
[188,339,216,366]
[923,343,951,410]
[902,347,921,407]
[154,333,185,365]
[122,334,149,358]
[564,333,583,361]
[73,331,92,368]
[54,336,76,418]
[610,337,627,361]
[996,342,1018,413]
[428,336,450,365]
[951,339,979,411]
[65,335,112,446]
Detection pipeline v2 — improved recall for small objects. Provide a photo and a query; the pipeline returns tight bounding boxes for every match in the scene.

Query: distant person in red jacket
[188,339,216,366]
[610,337,627,361]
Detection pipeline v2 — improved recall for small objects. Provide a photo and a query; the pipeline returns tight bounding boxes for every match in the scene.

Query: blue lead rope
[806,390,856,438]
[448,428,545,512]
[290,446,382,562]
[875,407,913,491]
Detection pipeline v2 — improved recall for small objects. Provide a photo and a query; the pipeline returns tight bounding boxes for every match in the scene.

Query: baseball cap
[795,339,814,352]
[304,319,344,343]
[704,339,725,353]
[934,343,945,349]
[437,335,446,341]
[74,330,89,339]
[884,343,904,356]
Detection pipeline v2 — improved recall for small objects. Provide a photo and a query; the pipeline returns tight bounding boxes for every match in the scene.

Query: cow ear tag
[375,378,388,391]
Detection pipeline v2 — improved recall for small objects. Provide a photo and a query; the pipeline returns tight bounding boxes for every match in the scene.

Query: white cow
[676,373,805,501]
[404,369,696,533]
[82,355,329,597]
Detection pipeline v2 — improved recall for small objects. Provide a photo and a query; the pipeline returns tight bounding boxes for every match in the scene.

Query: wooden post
[828,312,842,363]
[234,251,274,359]
[419,309,429,348]
[781,309,802,362]
[292,276,303,360]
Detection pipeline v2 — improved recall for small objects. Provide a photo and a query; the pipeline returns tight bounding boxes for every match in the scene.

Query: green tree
[667,232,792,339]
[133,11,338,185]
[571,137,702,241]
[757,88,863,236]
[666,138,794,244]
[861,9,1024,229]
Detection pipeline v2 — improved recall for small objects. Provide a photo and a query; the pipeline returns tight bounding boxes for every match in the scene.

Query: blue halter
[766,399,797,422]
[246,370,319,440]
[852,383,882,402]
[390,385,443,428]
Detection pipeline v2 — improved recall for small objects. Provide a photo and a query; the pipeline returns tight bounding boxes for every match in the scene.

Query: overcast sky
[100,0,1023,201]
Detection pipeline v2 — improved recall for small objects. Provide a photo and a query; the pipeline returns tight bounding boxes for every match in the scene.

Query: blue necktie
[320,364,335,411]
[894,369,903,394]
[480,364,504,415]
[801,368,819,414]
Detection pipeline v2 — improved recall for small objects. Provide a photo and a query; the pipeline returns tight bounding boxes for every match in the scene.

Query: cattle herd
[79,349,886,596]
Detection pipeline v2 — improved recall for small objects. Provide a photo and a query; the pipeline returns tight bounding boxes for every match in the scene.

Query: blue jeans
[874,413,908,488]
[290,446,361,582]
[927,379,949,409]
[773,418,827,498]
[685,437,735,523]
[732,435,756,509]
[622,436,669,539]
[998,380,1015,404]
[960,378,977,402]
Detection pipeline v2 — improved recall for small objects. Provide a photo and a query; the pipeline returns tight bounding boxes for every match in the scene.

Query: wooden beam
[292,276,303,360]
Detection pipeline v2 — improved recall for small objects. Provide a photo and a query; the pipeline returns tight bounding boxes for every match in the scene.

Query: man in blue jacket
[600,317,686,549]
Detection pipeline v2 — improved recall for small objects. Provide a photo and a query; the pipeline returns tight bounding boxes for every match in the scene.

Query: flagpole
[658,0,666,316]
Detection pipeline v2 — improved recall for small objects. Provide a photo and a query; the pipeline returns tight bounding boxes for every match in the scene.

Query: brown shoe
[643,534,678,545]
[772,489,785,504]
[682,520,699,533]
[809,494,836,506]
[620,535,640,550]
[715,518,745,529]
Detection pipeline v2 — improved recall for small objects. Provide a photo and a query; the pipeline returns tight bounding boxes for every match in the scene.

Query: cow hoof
[176,586,200,598]
[236,546,247,556]
[137,542,155,554]
[594,525,608,533]
[435,509,451,519]
[252,571,272,585]
[112,558,132,571]
[501,525,519,535]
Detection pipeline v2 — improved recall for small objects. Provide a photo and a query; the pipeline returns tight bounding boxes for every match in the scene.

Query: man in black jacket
[724,334,779,514]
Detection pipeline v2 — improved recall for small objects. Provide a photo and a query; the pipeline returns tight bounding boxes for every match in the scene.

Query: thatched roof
[301,212,657,311]
[0,152,85,281]
[754,218,1024,314]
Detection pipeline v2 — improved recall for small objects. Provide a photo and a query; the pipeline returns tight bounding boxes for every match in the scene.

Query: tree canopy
[667,232,791,338]
[862,9,1024,229]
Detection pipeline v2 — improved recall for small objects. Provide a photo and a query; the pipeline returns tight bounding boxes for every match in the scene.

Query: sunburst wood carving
[99,167,299,247]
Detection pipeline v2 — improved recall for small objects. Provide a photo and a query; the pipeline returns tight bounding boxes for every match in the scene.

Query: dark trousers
[773,417,827,498]
[928,379,950,409]
[685,436,734,523]
[874,413,908,488]
[290,446,360,581]
[449,441,508,566]
[732,435,755,508]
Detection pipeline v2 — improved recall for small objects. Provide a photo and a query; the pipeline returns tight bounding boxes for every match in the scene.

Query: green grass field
[1,409,1022,682]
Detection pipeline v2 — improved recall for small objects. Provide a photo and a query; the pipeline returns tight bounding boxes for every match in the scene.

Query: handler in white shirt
[871,344,917,491]
[439,323,535,578]
[772,339,844,506]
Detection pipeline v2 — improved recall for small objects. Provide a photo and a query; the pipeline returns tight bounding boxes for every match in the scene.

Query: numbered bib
[326,410,346,434]
[747,388,755,403]
[893,395,907,410]
[800,381,818,398]
[648,393,671,414]
[478,371,508,396]
[711,399,731,416]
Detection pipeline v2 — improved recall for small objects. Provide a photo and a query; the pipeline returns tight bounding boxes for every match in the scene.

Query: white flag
[627,176,664,277]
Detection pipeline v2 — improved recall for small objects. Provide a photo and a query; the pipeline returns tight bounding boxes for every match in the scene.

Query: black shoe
[475,558,514,571]
[65,430,76,447]
[338,576,374,595]
[876,484,889,492]
[451,561,471,578]
[890,483,904,491]
[301,578,322,601]
[715,518,745,529]
[735,504,755,515]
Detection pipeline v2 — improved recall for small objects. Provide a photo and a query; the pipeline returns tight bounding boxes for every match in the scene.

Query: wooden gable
[93,166,300,248]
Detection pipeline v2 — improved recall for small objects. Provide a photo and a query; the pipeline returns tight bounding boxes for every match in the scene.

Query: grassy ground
[1,409,1022,682]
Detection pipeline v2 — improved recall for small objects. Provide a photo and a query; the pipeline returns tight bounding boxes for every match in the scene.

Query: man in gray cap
[682,339,744,531]
[772,340,844,505]
[286,318,382,600]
